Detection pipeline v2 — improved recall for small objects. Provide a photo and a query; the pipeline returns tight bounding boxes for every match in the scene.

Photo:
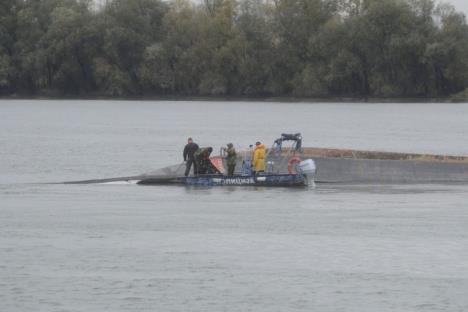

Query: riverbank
[1,94,467,103]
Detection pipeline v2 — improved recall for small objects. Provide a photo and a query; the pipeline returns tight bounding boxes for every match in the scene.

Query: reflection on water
[1,100,468,312]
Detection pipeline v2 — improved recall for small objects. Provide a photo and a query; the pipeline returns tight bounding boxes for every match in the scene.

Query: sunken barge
[64,133,468,185]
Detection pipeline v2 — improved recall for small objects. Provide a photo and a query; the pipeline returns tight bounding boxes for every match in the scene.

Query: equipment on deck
[274,133,302,153]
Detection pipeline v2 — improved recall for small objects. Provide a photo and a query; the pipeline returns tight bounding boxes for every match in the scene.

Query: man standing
[252,141,266,175]
[224,143,237,176]
[183,137,199,176]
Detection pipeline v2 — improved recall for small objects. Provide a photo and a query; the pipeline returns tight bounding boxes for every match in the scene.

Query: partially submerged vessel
[301,147,468,183]
[65,134,317,187]
[64,133,468,186]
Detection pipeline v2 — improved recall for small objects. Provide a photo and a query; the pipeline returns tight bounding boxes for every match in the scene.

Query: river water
[1,100,467,311]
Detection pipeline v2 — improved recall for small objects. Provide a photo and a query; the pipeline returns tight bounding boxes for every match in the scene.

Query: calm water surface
[1,100,467,311]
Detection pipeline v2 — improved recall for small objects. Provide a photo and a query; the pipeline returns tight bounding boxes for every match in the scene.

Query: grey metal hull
[312,156,468,183]
[257,147,468,184]
[63,148,468,185]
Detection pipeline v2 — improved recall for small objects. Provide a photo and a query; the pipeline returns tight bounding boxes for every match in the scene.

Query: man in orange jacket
[252,141,266,175]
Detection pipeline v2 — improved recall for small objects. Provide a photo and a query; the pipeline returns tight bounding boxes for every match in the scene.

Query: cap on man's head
[188,137,193,142]
[227,143,233,148]
[256,141,261,145]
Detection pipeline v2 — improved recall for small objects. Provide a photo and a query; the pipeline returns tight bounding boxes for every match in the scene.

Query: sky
[447,0,468,15]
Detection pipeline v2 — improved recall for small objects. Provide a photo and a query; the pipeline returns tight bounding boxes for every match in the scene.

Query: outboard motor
[297,159,316,185]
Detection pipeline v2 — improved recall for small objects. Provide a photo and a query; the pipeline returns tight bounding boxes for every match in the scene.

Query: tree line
[1,0,468,98]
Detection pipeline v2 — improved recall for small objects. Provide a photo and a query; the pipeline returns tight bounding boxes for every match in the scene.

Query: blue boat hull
[137,174,309,187]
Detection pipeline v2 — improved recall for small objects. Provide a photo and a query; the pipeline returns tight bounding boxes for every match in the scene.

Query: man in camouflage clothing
[224,143,237,176]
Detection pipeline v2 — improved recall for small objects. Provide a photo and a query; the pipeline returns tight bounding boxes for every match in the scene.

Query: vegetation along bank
[1,0,468,99]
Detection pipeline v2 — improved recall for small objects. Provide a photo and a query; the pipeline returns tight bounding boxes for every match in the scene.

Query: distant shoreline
[0,95,467,104]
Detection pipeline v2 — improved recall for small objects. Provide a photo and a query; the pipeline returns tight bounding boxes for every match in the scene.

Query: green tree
[95,0,167,95]
[0,0,19,94]
[1,0,468,98]
[40,1,99,94]
[423,3,468,96]
[271,0,341,95]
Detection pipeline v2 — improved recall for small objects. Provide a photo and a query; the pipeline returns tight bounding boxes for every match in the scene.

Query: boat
[138,135,317,187]
[137,173,310,187]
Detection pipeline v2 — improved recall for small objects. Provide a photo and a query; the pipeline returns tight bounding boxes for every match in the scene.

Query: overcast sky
[446,0,468,15]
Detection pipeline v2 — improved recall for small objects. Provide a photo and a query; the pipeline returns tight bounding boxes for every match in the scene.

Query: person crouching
[194,147,214,175]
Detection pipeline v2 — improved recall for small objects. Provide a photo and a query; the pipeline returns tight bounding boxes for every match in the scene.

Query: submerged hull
[311,156,468,183]
[62,147,468,185]
[137,174,309,187]
[299,148,468,183]
[259,147,468,184]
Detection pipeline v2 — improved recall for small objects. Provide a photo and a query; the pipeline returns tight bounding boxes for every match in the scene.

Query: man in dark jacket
[183,137,199,176]
[194,147,214,175]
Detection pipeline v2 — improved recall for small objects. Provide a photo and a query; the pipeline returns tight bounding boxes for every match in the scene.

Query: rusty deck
[299,148,468,164]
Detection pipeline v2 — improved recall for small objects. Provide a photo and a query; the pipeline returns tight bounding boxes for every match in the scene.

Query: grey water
[1,100,468,311]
